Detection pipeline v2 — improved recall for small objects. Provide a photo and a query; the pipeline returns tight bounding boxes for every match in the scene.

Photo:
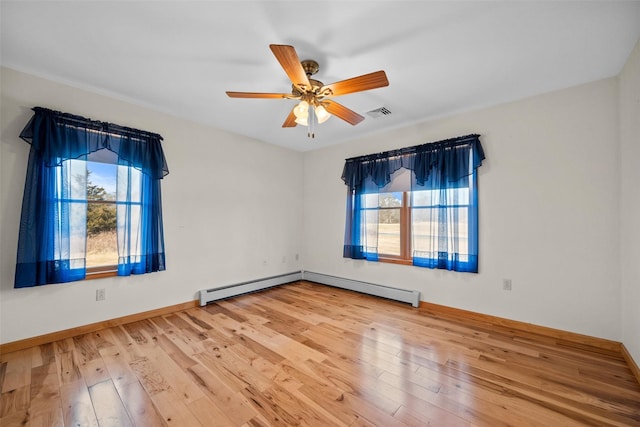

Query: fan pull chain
[308,104,315,139]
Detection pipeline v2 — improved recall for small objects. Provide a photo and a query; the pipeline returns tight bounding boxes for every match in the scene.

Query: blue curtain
[15,107,169,288]
[342,134,485,273]
[342,186,379,261]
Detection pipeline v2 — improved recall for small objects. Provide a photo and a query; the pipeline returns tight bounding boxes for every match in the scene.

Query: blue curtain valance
[341,134,484,191]
[19,107,169,179]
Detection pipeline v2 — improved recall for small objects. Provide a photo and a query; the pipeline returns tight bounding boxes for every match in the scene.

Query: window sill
[378,257,413,266]
[86,267,117,280]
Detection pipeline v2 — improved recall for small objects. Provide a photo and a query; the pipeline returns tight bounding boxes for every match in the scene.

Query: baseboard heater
[198,270,420,308]
[199,271,303,306]
[302,271,420,307]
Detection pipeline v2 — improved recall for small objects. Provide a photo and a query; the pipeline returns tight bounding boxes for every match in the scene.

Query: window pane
[363,193,378,208]
[379,192,402,208]
[86,160,118,268]
[412,189,436,207]
[86,206,118,268]
[412,206,470,256]
[412,207,437,255]
[67,159,87,200]
[377,192,402,256]
[87,161,116,201]
[118,204,142,257]
[63,159,88,264]
[117,166,143,261]
[364,209,379,253]
[413,188,469,207]
[378,211,401,256]
[118,165,142,202]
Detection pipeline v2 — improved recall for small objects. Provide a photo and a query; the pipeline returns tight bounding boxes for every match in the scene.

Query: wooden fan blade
[269,44,310,91]
[226,91,289,99]
[323,100,365,126]
[320,70,389,97]
[282,108,297,127]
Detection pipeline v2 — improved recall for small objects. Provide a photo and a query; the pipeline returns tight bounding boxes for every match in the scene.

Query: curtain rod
[33,106,163,141]
[345,133,480,163]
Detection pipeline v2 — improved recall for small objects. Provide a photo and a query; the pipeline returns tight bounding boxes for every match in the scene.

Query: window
[68,151,145,277]
[342,135,484,273]
[15,107,169,288]
[363,187,472,266]
[60,156,121,277]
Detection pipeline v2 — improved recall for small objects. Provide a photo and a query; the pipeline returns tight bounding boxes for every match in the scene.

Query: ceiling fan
[226,44,389,138]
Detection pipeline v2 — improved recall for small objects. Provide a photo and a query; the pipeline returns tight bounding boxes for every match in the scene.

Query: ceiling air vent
[366,106,392,119]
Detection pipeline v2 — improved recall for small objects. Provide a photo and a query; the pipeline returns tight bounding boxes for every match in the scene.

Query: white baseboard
[199,271,303,306]
[198,271,421,308]
[302,271,420,307]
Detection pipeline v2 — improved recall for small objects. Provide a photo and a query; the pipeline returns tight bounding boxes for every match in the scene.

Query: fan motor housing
[292,78,324,96]
[301,60,319,76]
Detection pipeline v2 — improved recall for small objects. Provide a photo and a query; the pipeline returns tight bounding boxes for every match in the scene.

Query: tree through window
[85,161,118,270]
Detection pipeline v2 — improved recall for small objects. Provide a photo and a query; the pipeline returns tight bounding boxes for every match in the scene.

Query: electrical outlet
[502,279,512,291]
[96,288,106,301]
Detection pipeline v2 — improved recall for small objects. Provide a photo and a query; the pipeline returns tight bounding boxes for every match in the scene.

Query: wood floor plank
[0,384,30,418]
[28,406,64,427]
[53,338,75,355]
[201,343,274,392]
[59,379,99,427]
[78,357,111,388]
[186,363,257,425]
[239,384,307,426]
[1,281,638,426]
[116,379,166,427]
[128,356,171,396]
[98,343,140,392]
[147,389,202,426]
[88,380,133,427]
[1,349,31,393]
[55,350,82,386]
[28,362,61,418]
[109,326,147,362]
[187,395,236,426]
[144,344,206,404]
[155,334,198,370]
[73,333,101,364]
[0,408,29,426]
[393,399,470,427]
[0,362,6,391]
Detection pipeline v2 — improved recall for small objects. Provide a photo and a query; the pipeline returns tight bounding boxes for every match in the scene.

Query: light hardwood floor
[1,281,639,426]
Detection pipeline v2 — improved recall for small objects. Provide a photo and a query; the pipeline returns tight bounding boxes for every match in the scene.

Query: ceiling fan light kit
[226,44,389,139]
[315,104,331,124]
[293,100,309,122]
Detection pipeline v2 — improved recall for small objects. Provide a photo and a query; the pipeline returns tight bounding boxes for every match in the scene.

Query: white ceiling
[2,1,639,152]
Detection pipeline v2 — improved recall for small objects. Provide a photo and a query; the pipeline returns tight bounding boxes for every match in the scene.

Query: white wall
[1,60,633,348]
[0,67,304,344]
[620,40,640,364]
[303,77,621,341]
